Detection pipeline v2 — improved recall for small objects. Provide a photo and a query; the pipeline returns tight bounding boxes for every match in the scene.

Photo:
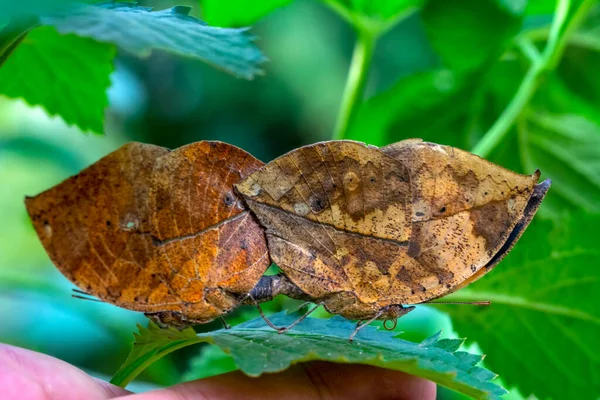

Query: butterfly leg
[219,317,231,330]
[348,309,385,342]
[277,302,324,334]
[294,300,314,312]
[244,293,284,331]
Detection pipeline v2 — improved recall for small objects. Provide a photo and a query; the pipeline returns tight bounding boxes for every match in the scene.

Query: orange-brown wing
[25,143,172,311]
[148,141,269,319]
[382,139,545,303]
[25,141,269,324]
[235,141,414,313]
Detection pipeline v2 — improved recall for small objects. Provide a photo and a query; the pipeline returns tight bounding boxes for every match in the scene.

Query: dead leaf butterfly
[26,141,270,327]
[236,139,550,339]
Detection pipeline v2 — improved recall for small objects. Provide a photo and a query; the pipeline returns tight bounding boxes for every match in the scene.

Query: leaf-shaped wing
[382,139,549,299]
[237,139,548,319]
[236,141,416,319]
[26,141,269,324]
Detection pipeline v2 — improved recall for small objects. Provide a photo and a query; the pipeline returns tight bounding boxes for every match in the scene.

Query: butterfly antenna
[71,288,104,303]
[72,294,104,303]
[425,301,491,305]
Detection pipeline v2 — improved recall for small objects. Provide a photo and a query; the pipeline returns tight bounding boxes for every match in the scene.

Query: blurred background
[1,0,598,399]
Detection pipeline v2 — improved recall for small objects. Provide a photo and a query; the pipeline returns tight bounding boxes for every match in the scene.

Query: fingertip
[0,344,130,400]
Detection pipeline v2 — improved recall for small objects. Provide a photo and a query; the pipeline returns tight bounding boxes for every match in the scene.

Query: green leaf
[112,313,506,399]
[0,1,265,133]
[201,0,294,27]
[346,69,472,146]
[41,2,266,79]
[0,18,36,69]
[111,323,199,387]
[442,214,600,399]
[542,74,600,126]
[0,26,114,133]
[182,345,237,381]
[323,0,424,36]
[519,113,600,216]
[422,0,523,71]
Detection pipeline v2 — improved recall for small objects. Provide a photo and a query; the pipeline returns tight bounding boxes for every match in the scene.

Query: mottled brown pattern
[469,200,511,251]
[381,139,546,303]
[237,141,415,320]
[25,141,269,326]
[237,139,549,321]
[26,138,550,328]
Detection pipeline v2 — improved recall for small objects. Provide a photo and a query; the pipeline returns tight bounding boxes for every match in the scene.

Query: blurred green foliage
[1,0,599,399]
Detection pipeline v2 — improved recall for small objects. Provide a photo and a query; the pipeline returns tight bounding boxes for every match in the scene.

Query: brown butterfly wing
[381,139,545,303]
[25,143,170,309]
[236,141,416,318]
[148,141,269,319]
[26,141,269,324]
[238,139,547,320]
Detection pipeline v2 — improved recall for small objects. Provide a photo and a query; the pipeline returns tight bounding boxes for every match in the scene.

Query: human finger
[118,361,436,400]
[0,343,131,400]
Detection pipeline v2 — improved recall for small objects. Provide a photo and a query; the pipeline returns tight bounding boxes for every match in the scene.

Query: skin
[0,344,436,400]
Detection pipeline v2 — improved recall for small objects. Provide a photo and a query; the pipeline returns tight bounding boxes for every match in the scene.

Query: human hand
[0,343,436,400]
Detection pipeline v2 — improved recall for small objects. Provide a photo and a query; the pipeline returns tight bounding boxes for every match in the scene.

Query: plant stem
[332,30,376,140]
[471,60,542,158]
[471,0,593,158]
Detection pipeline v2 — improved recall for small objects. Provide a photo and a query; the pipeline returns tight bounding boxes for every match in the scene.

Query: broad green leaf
[442,215,600,399]
[422,0,523,71]
[0,26,114,133]
[542,74,600,126]
[323,0,424,36]
[558,46,600,107]
[346,69,472,146]
[111,323,199,387]
[0,18,36,69]
[519,113,600,215]
[112,313,506,399]
[41,2,266,79]
[182,345,237,381]
[201,0,294,27]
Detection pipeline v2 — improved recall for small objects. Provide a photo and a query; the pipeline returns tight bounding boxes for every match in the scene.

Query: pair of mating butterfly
[26,139,550,340]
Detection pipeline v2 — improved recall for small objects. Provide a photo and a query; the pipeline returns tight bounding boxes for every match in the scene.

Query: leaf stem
[471,60,542,158]
[332,30,376,140]
[471,0,593,158]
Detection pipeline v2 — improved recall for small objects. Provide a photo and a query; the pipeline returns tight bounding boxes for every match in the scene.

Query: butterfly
[236,139,550,339]
[26,141,271,327]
